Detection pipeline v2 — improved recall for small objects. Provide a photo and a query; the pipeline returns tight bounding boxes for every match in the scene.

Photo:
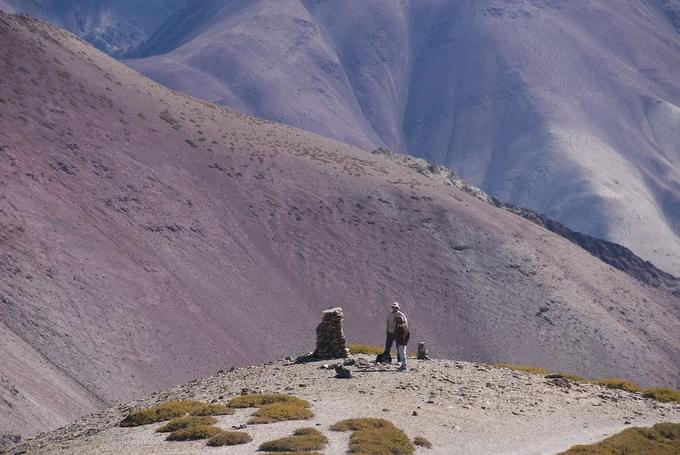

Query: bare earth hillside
[0,13,679,441]
[4,357,680,455]
[125,0,680,277]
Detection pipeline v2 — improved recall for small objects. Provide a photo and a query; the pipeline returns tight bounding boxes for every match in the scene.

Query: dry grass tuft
[119,400,232,427]
[496,364,550,376]
[156,416,216,433]
[558,422,680,454]
[228,393,305,408]
[331,418,392,431]
[206,430,252,446]
[248,402,313,424]
[595,378,642,393]
[642,388,680,403]
[189,402,232,416]
[413,436,432,448]
[332,418,414,455]
[165,424,222,441]
[348,343,384,355]
[228,393,313,424]
[259,427,328,452]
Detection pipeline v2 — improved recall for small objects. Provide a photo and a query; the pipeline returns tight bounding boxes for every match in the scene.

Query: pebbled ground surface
[4,356,680,455]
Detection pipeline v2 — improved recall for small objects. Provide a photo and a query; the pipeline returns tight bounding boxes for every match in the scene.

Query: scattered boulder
[335,364,352,379]
[546,377,572,389]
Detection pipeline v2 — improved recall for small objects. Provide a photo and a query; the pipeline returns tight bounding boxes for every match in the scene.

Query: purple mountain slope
[122,0,680,277]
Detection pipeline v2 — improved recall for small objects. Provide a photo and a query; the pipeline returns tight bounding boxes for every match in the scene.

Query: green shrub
[642,388,680,403]
[259,427,328,452]
[206,430,252,446]
[413,436,432,448]
[558,422,680,454]
[332,418,414,455]
[166,424,222,441]
[156,416,217,433]
[595,378,642,393]
[120,400,230,427]
[248,402,313,424]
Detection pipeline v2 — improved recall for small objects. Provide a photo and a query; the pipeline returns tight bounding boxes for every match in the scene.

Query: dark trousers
[384,332,395,356]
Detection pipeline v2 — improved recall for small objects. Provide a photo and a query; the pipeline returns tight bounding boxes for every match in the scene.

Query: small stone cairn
[417,341,430,360]
[314,307,349,359]
[296,307,349,363]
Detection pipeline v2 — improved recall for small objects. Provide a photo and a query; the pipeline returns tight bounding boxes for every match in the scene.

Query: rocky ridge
[372,149,680,297]
[3,356,679,455]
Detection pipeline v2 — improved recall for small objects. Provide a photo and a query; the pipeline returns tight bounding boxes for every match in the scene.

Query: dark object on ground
[343,357,356,366]
[376,353,392,364]
[355,358,371,368]
[335,364,352,379]
[295,352,316,363]
[0,434,21,447]
[417,342,430,360]
[547,377,572,389]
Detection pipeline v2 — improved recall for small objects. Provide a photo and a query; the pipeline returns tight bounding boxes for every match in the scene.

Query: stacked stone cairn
[313,307,349,360]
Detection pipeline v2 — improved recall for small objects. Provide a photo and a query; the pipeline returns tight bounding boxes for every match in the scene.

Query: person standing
[394,315,410,371]
[383,301,407,361]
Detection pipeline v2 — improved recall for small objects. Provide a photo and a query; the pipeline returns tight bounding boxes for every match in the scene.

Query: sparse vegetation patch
[259,427,328,452]
[348,343,384,355]
[496,364,680,403]
[206,430,252,446]
[228,393,305,408]
[558,422,680,454]
[642,388,680,403]
[332,418,414,455]
[227,393,314,424]
[119,400,232,427]
[496,364,550,376]
[156,416,217,433]
[248,401,314,424]
[595,378,642,393]
[166,424,221,441]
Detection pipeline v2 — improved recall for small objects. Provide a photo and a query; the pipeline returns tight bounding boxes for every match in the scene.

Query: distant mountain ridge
[123,0,680,278]
[0,0,187,56]
[373,149,680,297]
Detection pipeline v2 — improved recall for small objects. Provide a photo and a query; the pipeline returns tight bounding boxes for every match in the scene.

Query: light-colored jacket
[386,310,407,333]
